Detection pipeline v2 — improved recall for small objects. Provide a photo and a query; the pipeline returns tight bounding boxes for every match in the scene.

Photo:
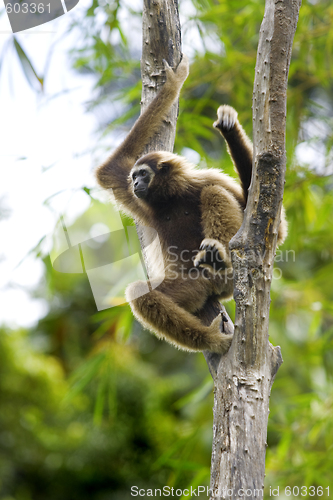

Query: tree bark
[208,1,301,498]
[140,0,181,149]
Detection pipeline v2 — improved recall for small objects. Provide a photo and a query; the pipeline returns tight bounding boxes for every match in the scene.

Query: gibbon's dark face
[131,164,155,199]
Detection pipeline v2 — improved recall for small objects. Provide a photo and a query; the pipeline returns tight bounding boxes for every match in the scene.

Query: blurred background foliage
[1,0,333,498]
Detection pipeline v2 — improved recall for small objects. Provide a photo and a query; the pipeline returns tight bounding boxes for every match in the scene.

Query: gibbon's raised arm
[214,105,253,205]
[95,56,189,214]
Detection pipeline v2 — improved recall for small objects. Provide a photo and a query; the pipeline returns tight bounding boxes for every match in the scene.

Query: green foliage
[0,328,214,499]
[0,36,43,91]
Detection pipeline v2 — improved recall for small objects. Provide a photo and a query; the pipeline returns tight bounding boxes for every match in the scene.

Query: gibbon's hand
[213,105,238,133]
[163,54,189,90]
[193,238,230,272]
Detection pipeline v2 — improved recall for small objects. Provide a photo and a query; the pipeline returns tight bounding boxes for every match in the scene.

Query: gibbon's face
[131,164,155,199]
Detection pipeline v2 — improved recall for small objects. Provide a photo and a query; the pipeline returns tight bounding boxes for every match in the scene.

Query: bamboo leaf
[13,37,43,91]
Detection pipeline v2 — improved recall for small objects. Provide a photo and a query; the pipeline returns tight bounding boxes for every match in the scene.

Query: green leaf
[13,36,43,91]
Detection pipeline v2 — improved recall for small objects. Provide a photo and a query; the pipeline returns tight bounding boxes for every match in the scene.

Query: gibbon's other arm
[213,105,253,205]
[95,56,189,216]
[214,105,288,244]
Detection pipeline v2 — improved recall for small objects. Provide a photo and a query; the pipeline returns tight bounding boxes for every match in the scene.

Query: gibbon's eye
[132,173,137,181]
[140,170,146,177]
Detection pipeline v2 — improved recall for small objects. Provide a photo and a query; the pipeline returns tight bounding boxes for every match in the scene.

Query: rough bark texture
[208,1,301,498]
[141,0,181,151]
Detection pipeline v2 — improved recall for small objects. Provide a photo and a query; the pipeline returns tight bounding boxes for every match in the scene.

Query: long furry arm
[95,56,189,216]
[214,105,253,205]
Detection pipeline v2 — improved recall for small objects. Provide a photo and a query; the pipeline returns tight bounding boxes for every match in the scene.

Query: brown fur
[96,56,288,354]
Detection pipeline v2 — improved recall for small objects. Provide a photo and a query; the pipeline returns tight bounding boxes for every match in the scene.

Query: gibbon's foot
[208,315,233,354]
[193,238,229,272]
[126,281,232,355]
[213,105,238,133]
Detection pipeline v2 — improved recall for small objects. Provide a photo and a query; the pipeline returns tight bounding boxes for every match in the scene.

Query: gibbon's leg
[214,105,288,245]
[213,105,253,204]
[125,278,232,354]
[95,56,189,219]
[194,185,243,272]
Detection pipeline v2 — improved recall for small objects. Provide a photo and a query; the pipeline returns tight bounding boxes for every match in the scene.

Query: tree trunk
[208,1,301,498]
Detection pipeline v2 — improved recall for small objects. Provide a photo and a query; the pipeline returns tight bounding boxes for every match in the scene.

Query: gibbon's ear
[157,161,171,172]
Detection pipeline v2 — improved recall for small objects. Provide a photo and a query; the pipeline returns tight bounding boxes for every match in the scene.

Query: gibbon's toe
[218,334,233,354]
[209,315,233,354]
[214,105,238,132]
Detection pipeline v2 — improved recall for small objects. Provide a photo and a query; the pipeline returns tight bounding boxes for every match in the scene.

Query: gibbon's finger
[199,242,214,252]
[175,54,189,81]
[213,105,238,131]
[193,255,204,268]
[179,53,188,66]
[162,58,173,71]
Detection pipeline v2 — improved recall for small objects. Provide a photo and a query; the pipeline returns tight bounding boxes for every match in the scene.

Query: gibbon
[96,55,287,354]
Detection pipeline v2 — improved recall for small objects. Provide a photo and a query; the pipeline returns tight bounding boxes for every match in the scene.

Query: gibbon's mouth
[134,188,148,199]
